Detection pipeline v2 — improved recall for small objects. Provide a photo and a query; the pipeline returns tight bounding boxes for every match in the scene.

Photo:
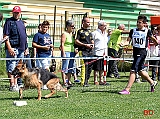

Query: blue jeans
[62,52,76,73]
[6,48,24,72]
[24,54,32,69]
[6,48,24,85]
[38,55,51,69]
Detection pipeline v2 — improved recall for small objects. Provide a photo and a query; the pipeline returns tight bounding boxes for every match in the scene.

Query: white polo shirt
[92,29,108,56]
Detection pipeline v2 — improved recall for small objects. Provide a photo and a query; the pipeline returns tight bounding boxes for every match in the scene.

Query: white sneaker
[42,85,48,90]
[10,85,19,92]
[135,78,142,83]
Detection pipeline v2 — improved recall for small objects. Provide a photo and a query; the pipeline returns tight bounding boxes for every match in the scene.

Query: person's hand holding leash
[85,44,94,49]
[43,45,50,51]
[8,48,16,57]
[119,43,124,47]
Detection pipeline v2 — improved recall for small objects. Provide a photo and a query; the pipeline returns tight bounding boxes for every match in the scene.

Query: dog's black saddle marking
[28,68,58,85]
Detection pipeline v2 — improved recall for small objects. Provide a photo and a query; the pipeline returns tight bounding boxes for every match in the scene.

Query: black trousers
[82,51,94,85]
[107,48,119,77]
[83,59,94,85]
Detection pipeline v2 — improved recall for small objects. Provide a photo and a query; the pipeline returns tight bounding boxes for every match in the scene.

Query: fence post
[65,11,69,30]
[53,5,56,45]
[38,15,40,24]
[128,20,130,30]
[100,9,102,20]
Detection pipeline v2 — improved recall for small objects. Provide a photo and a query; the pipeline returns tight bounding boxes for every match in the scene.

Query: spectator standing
[3,6,27,91]
[75,17,94,87]
[92,20,108,85]
[0,13,3,41]
[156,25,160,81]
[107,24,129,78]
[32,20,54,89]
[150,25,160,82]
[119,15,158,95]
[32,20,53,70]
[107,28,112,43]
[60,20,77,86]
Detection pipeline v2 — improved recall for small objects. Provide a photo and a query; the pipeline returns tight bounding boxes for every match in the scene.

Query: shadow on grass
[81,88,119,94]
[107,79,128,82]
[0,94,62,101]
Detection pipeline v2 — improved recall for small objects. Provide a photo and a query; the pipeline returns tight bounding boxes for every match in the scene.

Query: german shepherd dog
[12,60,68,100]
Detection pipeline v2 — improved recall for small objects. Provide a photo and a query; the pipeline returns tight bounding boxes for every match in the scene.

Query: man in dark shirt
[75,17,94,86]
[3,6,27,91]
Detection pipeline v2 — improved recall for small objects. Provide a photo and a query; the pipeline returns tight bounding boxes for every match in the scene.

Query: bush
[0,47,7,75]
[118,61,132,72]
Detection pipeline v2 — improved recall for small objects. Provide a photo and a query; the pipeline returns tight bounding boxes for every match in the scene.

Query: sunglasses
[70,25,75,29]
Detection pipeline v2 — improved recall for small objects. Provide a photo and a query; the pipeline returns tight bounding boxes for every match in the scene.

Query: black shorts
[93,57,104,71]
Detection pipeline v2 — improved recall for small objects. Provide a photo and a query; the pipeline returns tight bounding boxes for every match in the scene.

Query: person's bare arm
[122,30,130,34]
[119,36,131,47]
[150,35,158,46]
[4,35,15,56]
[61,33,66,57]
[50,44,54,56]
[75,39,86,47]
[32,42,50,51]
[75,39,93,49]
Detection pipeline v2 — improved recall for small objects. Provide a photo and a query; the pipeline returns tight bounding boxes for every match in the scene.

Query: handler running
[119,15,158,94]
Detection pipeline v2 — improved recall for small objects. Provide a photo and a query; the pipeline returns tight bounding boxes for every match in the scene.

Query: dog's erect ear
[22,63,26,68]
[18,59,23,64]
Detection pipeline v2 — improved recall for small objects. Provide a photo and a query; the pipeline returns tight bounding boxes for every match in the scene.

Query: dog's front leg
[19,87,23,99]
[37,84,42,100]
[19,86,29,99]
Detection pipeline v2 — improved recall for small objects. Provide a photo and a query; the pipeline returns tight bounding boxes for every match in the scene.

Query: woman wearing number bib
[119,15,158,94]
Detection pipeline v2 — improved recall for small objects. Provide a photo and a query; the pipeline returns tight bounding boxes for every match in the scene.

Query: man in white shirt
[92,20,108,85]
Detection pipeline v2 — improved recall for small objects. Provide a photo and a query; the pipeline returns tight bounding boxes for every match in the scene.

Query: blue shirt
[3,17,27,51]
[33,32,52,57]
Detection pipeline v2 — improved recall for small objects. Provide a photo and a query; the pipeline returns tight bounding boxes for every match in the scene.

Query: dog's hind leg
[37,84,42,100]
[46,78,68,98]
[54,83,68,98]
[44,90,55,98]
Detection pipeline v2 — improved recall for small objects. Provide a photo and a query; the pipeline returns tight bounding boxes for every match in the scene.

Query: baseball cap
[12,6,21,13]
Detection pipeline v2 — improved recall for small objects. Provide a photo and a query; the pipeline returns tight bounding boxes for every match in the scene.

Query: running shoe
[151,81,158,92]
[118,89,130,95]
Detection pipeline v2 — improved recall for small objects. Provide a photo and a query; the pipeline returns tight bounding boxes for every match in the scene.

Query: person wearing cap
[3,6,27,91]
[92,20,109,85]
[60,20,77,86]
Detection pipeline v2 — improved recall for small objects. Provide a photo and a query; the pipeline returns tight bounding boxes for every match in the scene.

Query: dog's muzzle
[11,68,21,78]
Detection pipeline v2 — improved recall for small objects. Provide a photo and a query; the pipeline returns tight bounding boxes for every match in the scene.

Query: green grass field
[0,72,159,119]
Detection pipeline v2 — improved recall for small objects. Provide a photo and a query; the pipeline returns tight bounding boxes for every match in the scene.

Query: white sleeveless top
[132,28,148,48]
